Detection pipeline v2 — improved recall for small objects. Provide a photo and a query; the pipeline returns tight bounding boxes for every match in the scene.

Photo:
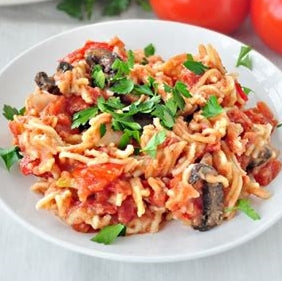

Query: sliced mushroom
[57,61,73,72]
[34,72,61,95]
[247,145,273,170]
[189,163,224,231]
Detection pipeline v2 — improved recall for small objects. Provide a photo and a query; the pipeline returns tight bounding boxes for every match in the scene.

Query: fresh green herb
[91,223,126,245]
[142,130,166,158]
[57,0,85,20]
[226,199,261,220]
[133,84,154,96]
[277,123,282,128]
[152,104,175,129]
[71,107,98,129]
[92,65,106,89]
[172,86,185,110]
[183,54,209,75]
[97,97,125,113]
[144,43,155,57]
[236,45,253,70]
[103,0,130,15]
[165,98,177,116]
[112,114,141,131]
[99,124,106,137]
[136,0,151,11]
[141,57,149,65]
[3,105,25,121]
[0,146,22,171]
[127,50,135,69]
[201,95,224,118]
[119,129,140,149]
[242,86,253,95]
[110,78,134,94]
[111,58,130,80]
[163,83,173,93]
[147,76,158,93]
[174,81,192,98]
[131,95,161,114]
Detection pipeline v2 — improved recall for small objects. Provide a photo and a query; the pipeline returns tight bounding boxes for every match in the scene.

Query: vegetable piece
[251,0,282,54]
[103,0,130,15]
[142,130,166,158]
[235,82,248,101]
[174,81,192,98]
[110,78,134,94]
[183,54,209,75]
[34,72,61,95]
[111,58,130,80]
[0,146,22,171]
[236,45,253,70]
[149,0,250,34]
[97,97,125,112]
[57,0,85,20]
[144,43,155,57]
[99,123,107,137]
[152,104,175,129]
[226,199,261,220]
[119,129,140,149]
[137,0,151,11]
[242,86,253,95]
[127,50,135,69]
[3,105,25,121]
[277,123,282,128]
[91,65,106,89]
[133,84,154,96]
[202,95,223,118]
[71,107,98,129]
[91,223,126,245]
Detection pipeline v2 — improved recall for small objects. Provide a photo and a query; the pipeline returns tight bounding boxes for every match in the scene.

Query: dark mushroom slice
[57,61,73,72]
[189,163,224,231]
[247,145,274,170]
[34,72,61,95]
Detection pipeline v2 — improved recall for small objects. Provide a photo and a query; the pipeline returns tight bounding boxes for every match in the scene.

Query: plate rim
[1,19,282,263]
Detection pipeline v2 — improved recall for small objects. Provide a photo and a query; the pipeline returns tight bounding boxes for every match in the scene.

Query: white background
[1,1,282,280]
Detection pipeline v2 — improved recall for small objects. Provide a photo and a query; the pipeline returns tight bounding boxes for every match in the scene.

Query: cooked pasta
[7,37,281,235]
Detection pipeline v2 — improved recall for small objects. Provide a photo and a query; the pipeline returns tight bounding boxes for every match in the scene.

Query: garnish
[236,45,253,70]
[110,78,134,94]
[202,95,224,118]
[71,106,98,129]
[97,97,125,112]
[183,54,209,75]
[119,129,140,149]
[99,124,106,137]
[133,84,154,96]
[91,223,126,245]
[3,104,25,121]
[127,50,135,69]
[277,123,282,128]
[225,199,261,220]
[0,146,23,171]
[172,81,192,111]
[152,104,175,129]
[174,81,192,98]
[144,43,155,57]
[91,65,106,89]
[242,86,253,95]
[111,58,130,80]
[142,130,166,158]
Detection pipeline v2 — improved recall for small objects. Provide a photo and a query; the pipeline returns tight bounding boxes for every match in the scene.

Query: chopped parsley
[236,45,253,70]
[111,58,131,80]
[91,223,126,245]
[0,146,23,171]
[103,0,130,16]
[127,50,135,69]
[133,84,154,96]
[201,95,224,118]
[92,65,106,89]
[152,104,175,129]
[144,43,155,57]
[119,129,140,149]
[172,81,191,111]
[3,104,25,121]
[71,106,98,129]
[226,199,261,220]
[183,54,209,75]
[99,124,107,137]
[109,78,134,94]
[142,130,166,158]
[277,123,282,128]
[242,86,253,95]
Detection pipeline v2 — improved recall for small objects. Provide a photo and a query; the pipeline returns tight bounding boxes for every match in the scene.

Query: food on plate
[1,37,281,244]
[149,0,250,34]
[251,0,282,54]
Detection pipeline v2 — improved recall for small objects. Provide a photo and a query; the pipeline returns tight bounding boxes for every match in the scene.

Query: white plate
[0,0,50,5]
[0,20,282,263]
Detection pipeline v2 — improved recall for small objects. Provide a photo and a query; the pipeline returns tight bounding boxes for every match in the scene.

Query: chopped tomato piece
[117,197,137,223]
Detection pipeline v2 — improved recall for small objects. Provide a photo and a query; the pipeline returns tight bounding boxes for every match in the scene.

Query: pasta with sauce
[6,37,281,235]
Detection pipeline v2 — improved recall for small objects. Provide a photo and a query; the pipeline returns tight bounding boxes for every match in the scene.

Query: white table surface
[1,2,282,280]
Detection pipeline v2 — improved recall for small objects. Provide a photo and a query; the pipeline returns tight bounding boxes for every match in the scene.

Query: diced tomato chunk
[20,156,40,175]
[253,159,281,186]
[117,197,137,224]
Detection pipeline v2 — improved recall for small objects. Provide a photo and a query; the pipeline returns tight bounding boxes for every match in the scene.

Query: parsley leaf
[277,123,282,128]
[97,97,125,112]
[174,81,192,98]
[92,65,106,89]
[136,0,151,11]
[127,50,135,69]
[110,78,134,94]
[103,0,130,15]
[163,83,173,93]
[85,0,95,19]
[242,86,253,95]
[226,199,261,220]
[236,45,253,70]
[144,43,155,57]
[133,84,154,96]
[165,98,177,116]
[91,223,126,245]
[112,114,141,131]
[201,95,223,118]
[71,107,98,129]
[142,130,166,158]
[111,58,130,80]
[183,54,209,75]
[99,124,106,138]
[57,0,95,19]
[152,104,175,129]
[119,129,140,149]
[0,146,22,171]
[3,104,25,121]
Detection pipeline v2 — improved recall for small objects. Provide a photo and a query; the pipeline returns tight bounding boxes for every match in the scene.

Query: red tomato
[150,0,250,34]
[251,0,282,54]
[235,82,248,102]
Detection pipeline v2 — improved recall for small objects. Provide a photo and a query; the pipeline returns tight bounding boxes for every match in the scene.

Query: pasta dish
[4,37,281,238]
